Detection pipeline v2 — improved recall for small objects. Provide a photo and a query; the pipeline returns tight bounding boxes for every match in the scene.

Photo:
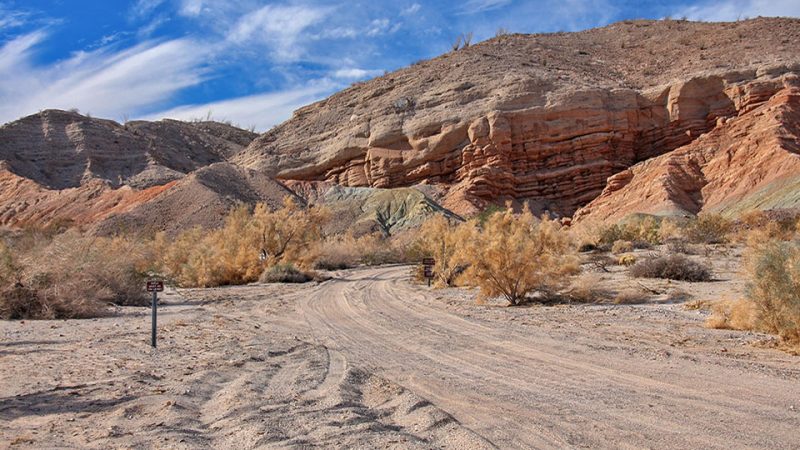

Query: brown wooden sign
[422,257,435,266]
[146,280,164,292]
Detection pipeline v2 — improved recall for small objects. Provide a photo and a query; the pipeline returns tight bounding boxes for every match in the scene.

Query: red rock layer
[574,81,800,223]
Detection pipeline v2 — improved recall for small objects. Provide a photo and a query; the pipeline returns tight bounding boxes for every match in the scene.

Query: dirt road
[295,266,800,449]
[2,265,799,449]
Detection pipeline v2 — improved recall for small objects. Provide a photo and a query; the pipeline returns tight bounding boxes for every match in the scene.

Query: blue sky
[1,0,798,130]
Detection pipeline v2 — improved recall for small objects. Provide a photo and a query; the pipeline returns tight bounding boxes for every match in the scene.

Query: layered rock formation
[235,18,800,217]
[0,110,295,233]
[2,18,800,233]
[575,81,800,222]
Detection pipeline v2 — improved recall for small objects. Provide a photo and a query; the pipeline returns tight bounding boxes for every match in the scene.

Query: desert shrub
[629,254,712,281]
[160,198,329,287]
[0,232,151,320]
[658,218,682,242]
[737,210,799,241]
[596,216,663,248]
[685,214,732,244]
[314,236,360,270]
[617,254,637,266]
[742,239,800,343]
[666,237,693,254]
[259,264,314,283]
[611,240,633,254]
[585,253,615,272]
[613,288,652,304]
[565,273,607,303]
[461,208,578,305]
[314,233,404,270]
[412,215,472,287]
[705,298,758,331]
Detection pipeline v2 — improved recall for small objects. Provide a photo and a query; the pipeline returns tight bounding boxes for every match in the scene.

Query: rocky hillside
[0,110,285,232]
[234,18,800,217]
[2,18,799,233]
[575,83,800,222]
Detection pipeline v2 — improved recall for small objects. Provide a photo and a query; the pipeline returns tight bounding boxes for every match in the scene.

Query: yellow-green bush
[411,215,473,287]
[0,231,151,320]
[159,198,329,287]
[461,208,578,305]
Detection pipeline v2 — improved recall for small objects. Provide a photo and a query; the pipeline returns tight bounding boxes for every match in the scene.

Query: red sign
[146,280,164,292]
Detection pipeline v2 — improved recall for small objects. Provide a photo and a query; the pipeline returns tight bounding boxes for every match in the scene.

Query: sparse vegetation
[158,198,329,287]
[461,208,578,305]
[617,254,637,266]
[611,240,633,254]
[629,254,712,281]
[685,214,732,244]
[0,231,151,320]
[740,238,800,344]
[259,264,316,284]
[412,216,471,287]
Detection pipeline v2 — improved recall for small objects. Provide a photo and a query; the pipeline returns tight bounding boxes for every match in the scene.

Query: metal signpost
[422,258,435,287]
[146,280,164,348]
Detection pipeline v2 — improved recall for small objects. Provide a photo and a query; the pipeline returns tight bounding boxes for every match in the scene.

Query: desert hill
[1,18,799,233]
[575,83,800,222]
[234,18,800,217]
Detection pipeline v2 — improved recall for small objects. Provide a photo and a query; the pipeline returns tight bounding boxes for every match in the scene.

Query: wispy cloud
[0,31,211,124]
[332,68,384,80]
[179,0,205,17]
[228,4,332,61]
[130,0,166,19]
[461,0,513,14]
[676,0,800,21]
[401,3,422,16]
[146,79,340,131]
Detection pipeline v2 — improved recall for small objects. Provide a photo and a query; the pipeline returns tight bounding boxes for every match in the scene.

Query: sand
[1,254,799,449]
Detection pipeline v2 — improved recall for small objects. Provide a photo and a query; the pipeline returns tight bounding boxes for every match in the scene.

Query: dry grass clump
[461,207,578,305]
[685,214,732,244]
[611,240,633,254]
[613,288,652,304]
[565,273,608,303]
[742,238,800,343]
[617,254,637,266]
[412,215,472,287]
[705,298,758,330]
[703,234,800,350]
[159,198,328,287]
[0,231,151,320]
[314,233,406,270]
[259,264,317,283]
[629,254,712,281]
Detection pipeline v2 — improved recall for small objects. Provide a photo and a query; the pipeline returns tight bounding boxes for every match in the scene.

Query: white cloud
[179,0,205,17]
[145,79,340,131]
[130,0,166,19]
[0,31,211,124]
[677,0,800,21]
[228,4,332,61]
[0,4,29,29]
[401,3,422,16]
[461,0,513,14]
[332,68,384,79]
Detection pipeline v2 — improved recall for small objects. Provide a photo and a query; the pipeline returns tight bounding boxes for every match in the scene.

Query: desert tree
[414,215,472,287]
[462,207,577,305]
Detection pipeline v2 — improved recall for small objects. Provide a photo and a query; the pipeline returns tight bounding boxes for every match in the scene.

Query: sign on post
[146,280,164,347]
[422,258,435,287]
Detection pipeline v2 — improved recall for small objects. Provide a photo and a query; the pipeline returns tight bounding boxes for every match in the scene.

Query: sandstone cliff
[575,82,800,222]
[234,18,800,217]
